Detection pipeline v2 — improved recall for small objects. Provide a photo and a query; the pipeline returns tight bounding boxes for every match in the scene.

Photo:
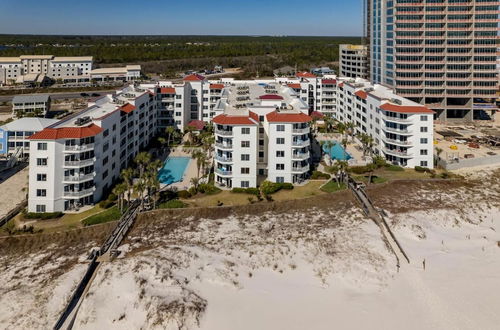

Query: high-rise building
[339,44,369,78]
[368,0,499,121]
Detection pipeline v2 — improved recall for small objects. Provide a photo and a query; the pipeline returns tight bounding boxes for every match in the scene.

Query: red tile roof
[187,119,206,130]
[213,112,258,125]
[322,79,336,85]
[287,83,301,89]
[259,94,284,100]
[120,103,136,114]
[29,124,103,140]
[355,90,368,99]
[296,72,316,78]
[183,73,206,81]
[210,83,224,89]
[160,87,176,94]
[380,103,435,114]
[266,111,312,123]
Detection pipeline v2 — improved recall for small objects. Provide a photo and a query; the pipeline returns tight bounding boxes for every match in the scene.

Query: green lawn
[82,206,122,226]
[159,199,186,209]
[320,180,347,193]
[353,175,388,184]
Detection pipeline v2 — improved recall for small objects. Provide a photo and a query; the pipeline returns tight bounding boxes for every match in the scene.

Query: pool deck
[161,147,198,191]
[316,133,367,166]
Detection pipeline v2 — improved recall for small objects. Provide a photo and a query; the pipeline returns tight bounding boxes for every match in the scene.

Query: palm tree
[112,183,127,213]
[190,177,200,192]
[134,180,146,210]
[345,122,356,142]
[121,168,135,206]
[135,152,152,180]
[165,126,176,149]
[157,137,167,155]
[324,140,335,165]
[193,150,208,179]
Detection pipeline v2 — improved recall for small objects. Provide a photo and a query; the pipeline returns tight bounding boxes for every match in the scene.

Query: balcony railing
[215,129,233,136]
[383,147,413,158]
[63,187,95,198]
[63,173,95,182]
[215,142,233,149]
[382,115,412,124]
[383,127,412,135]
[292,152,309,160]
[292,127,310,134]
[215,156,233,163]
[215,169,232,176]
[63,158,95,167]
[292,140,310,147]
[292,165,309,173]
[64,143,95,152]
[384,137,413,146]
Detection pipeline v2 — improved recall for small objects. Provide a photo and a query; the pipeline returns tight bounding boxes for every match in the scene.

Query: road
[0,89,119,103]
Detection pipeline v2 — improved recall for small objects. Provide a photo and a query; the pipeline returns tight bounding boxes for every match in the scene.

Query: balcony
[292,152,310,160]
[63,173,95,183]
[292,127,310,134]
[292,139,310,147]
[215,155,233,163]
[215,129,233,136]
[383,148,413,158]
[63,187,96,198]
[383,127,412,135]
[382,115,412,124]
[215,169,232,176]
[383,137,413,146]
[292,165,309,173]
[215,142,233,150]
[64,158,95,167]
[64,143,95,152]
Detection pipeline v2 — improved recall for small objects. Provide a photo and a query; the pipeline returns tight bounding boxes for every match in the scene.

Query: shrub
[198,183,221,195]
[348,166,370,174]
[188,186,197,196]
[107,193,118,202]
[232,187,260,196]
[178,190,192,199]
[311,171,330,180]
[414,166,431,173]
[98,199,115,209]
[373,156,388,168]
[260,181,294,196]
[385,164,404,171]
[24,212,63,220]
[159,199,186,209]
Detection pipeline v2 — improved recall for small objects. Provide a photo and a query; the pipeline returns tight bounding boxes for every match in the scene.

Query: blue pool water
[158,157,191,185]
[322,141,352,161]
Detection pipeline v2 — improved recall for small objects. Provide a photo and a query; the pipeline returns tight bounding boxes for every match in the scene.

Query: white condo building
[336,79,434,168]
[212,81,312,188]
[26,72,435,212]
[28,85,157,213]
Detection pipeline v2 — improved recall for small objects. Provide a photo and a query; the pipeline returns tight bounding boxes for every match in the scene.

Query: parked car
[91,93,100,97]
[80,93,89,97]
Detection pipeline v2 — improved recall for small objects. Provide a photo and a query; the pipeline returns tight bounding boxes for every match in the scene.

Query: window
[276,176,285,183]
[420,161,428,167]
[276,151,285,157]
[241,141,250,148]
[276,164,285,170]
[241,154,250,161]
[103,129,109,137]
[241,181,250,188]
[241,127,250,134]
[277,125,285,132]
[102,170,108,179]
[36,205,46,213]
[37,158,47,166]
[37,142,47,150]
[103,143,109,152]
[241,167,250,174]
[420,127,428,133]
[36,174,47,181]
[420,149,428,156]
[36,189,47,197]
[420,115,428,121]
[420,138,428,144]
[276,138,285,144]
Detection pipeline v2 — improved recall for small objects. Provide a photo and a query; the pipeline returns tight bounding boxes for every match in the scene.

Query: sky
[0,0,363,36]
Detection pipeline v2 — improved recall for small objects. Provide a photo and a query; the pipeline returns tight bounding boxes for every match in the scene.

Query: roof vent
[75,116,91,126]
[391,98,402,105]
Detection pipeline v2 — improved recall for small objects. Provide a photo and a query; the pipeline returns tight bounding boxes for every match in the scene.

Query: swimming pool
[158,157,191,185]
[322,141,352,161]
